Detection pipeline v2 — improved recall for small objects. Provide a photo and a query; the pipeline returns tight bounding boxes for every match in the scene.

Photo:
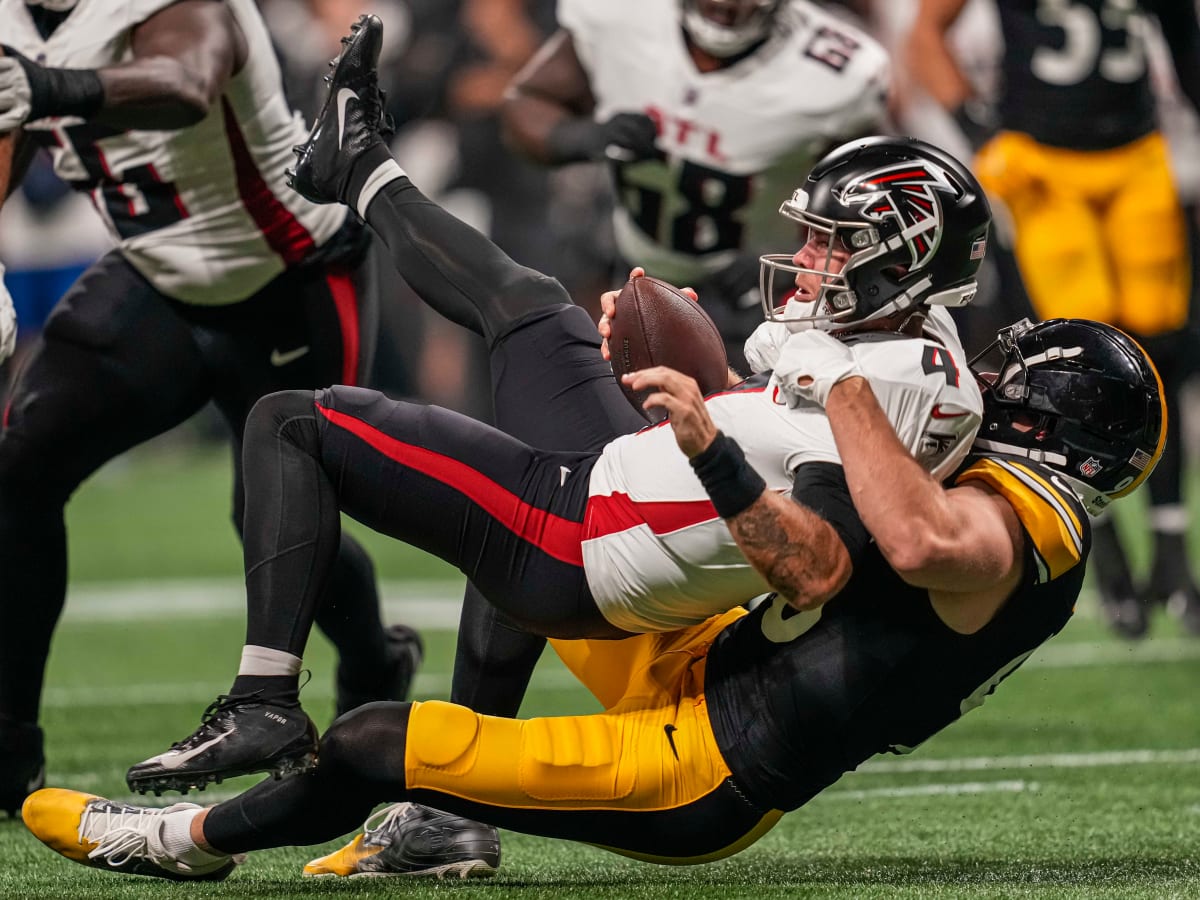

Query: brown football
[609,276,729,419]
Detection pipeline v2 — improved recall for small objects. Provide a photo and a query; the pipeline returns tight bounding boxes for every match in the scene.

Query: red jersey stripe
[222,100,314,267]
[585,491,718,540]
[316,405,585,565]
[325,270,360,386]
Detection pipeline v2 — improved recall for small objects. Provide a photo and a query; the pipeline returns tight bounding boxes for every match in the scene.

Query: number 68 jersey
[559,0,891,285]
[2,0,346,305]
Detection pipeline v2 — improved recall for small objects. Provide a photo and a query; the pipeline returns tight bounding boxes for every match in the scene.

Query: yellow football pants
[402,608,783,863]
[975,131,1190,336]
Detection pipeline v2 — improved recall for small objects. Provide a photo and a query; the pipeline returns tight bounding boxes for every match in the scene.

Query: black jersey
[705,454,1089,812]
[995,0,1160,150]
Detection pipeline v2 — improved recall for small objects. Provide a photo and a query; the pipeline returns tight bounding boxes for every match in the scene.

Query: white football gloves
[742,318,790,374]
[0,57,32,132]
[772,329,864,408]
[0,262,17,364]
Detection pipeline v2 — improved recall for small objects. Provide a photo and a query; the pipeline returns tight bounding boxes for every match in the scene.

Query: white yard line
[824,780,1037,801]
[859,748,1200,774]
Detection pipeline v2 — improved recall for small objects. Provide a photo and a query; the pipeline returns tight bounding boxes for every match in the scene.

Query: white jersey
[558,0,890,284]
[3,0,346,304]
[583,321,981,633]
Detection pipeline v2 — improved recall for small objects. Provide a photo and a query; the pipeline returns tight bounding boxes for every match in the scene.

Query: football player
[906,0,1200,638]
[502,0,892,369]
[20,315,1166,881]
[121,16,990,799]
[0,0,423,817]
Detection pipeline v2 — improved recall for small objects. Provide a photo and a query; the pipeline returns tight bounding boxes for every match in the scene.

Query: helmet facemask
[681,0,782,57]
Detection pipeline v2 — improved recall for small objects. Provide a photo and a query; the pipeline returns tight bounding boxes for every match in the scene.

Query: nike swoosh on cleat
[270,346,311,367]
[336,88,358,148]
[149,730,235,771]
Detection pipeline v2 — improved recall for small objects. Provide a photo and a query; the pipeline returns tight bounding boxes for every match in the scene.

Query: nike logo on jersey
[270,345,311,367]
[149,729,235,770]
[664,724,680,761]
[931,404,969,419]
[336,88,358,148]
[560,466,572,486]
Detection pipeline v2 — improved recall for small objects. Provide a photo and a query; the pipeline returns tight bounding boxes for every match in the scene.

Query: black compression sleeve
[356,145,572,344]
[791,462,871,565]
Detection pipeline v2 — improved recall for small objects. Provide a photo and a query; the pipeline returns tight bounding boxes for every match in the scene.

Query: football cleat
[125,692,318,795]
[303,802,500,879]
[22,788,241,881]
[335,623,425,719]
[287,14,391,205]
[0,720,45,817]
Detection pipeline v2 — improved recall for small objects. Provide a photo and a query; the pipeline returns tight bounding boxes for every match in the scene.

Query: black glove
[545,112,658,164]
[0,44,104,123]
[704,254,762,313]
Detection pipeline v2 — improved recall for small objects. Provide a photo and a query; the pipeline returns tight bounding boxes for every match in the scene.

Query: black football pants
[0,237,388,726]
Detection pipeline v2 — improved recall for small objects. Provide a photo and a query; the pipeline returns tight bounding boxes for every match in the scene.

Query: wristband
[689,431,767,519]
[1,47,104,121]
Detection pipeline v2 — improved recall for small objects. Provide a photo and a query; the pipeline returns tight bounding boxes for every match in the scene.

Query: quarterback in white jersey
[503,0,891,365]
[0,0,411,816]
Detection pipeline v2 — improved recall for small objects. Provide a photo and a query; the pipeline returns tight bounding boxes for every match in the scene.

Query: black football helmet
[680,0,785,57]
[971,318,1166,515]
[760,136,991,332]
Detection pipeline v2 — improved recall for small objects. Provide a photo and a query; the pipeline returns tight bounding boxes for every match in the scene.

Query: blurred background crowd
[2,0,1199,637]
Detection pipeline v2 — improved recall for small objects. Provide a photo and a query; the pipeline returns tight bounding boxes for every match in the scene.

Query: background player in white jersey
[502,0,892,369]
[0,0,422,816]
[121,17,989,798]
[19,315,1167,883]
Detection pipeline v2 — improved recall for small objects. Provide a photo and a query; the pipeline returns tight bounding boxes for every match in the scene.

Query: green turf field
[2,440,1198,899]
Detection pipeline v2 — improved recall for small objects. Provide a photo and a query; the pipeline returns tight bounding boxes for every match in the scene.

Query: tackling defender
[0,0,421,816]
[121,15,991,799]
[21,313,1166,880]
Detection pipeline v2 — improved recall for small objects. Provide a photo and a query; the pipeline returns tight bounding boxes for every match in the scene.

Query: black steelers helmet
[971,318,1166,515]
[760,136,991,332]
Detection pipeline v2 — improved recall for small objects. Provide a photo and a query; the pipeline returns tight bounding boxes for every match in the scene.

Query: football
[609,276,729,418]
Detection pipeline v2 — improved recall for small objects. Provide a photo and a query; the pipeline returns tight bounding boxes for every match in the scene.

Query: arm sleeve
[791,461,872,566]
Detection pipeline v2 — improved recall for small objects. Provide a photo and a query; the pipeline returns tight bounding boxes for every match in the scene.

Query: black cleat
[287,14,390,205]
[0,721,45,818]
[125,693,318,795]
[335,623,425,719]
[303,803,500,879]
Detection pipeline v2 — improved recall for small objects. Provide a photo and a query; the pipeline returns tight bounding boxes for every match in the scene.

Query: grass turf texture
[1,441,1196,898]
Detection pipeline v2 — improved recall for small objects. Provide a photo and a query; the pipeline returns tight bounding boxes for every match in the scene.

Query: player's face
[693,0,770,27]
[791,231,851,301]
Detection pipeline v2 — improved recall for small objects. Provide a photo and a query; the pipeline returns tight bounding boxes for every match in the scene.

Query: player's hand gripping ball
[607,276,729,418]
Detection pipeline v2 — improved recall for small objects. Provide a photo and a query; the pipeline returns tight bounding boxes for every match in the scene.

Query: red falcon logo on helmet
[837,162,962,271]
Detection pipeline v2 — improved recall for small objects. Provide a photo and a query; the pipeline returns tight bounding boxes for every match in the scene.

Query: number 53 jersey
[2,0,346,305]
[559,0,891,286]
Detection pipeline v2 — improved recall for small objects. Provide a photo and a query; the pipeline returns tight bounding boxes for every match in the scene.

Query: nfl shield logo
[1079,457,1102,478]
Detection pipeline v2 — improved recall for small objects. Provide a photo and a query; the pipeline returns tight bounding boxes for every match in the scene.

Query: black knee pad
[244,390,321,452]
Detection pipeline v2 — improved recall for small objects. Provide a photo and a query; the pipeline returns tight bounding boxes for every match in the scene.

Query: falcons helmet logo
[837,162,962,271]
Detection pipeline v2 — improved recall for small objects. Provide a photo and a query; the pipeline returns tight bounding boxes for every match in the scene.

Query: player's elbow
[140,57,220,127]
[777,545,853,611]
[876,530,952,583]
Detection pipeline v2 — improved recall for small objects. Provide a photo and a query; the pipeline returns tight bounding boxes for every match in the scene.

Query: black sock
[229,674,299,706]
